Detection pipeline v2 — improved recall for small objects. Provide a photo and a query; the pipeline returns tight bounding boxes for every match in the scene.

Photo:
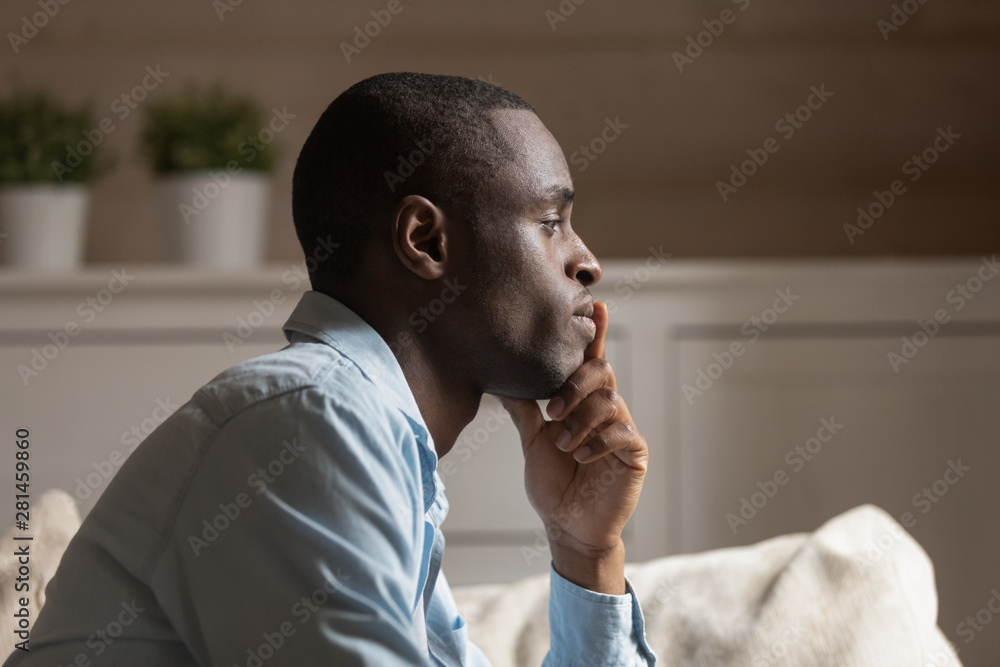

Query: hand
[498,301,649,594]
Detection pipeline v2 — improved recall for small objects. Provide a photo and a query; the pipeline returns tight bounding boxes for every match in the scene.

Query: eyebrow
[539,185,575,208]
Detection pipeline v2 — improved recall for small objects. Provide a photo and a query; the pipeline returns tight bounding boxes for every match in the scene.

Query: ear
[392,194,452,281]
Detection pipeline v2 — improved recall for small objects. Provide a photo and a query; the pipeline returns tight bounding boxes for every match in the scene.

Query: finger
[551,386,622,454]
[583,300,608,361]
[496,396,545,452]
[546,357,616,420]
[572,421,645,467]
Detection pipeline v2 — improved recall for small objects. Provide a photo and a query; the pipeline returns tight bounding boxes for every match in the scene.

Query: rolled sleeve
[544,563,657,666]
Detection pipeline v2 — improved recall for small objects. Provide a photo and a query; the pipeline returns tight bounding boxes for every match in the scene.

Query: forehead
[488,108,573,213]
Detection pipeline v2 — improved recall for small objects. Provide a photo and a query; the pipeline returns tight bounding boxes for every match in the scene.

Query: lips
[571,313,597,341]
[572,299,594,319]
[571,298,596,341]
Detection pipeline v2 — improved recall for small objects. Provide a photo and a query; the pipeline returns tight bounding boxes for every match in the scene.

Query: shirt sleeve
[543,562,658,666]
[153,386,434,666]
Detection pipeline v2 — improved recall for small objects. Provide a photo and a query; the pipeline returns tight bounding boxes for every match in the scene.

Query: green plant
[140,83,277,174]
[0,90,101,184]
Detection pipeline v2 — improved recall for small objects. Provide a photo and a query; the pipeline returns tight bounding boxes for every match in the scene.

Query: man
[7,72,656,665]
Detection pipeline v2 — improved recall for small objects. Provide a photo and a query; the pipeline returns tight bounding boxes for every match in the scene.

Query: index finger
[583,301,608,361]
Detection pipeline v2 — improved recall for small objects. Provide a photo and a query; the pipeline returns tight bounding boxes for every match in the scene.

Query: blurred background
[1,1,998,665]
[0,0,997,261]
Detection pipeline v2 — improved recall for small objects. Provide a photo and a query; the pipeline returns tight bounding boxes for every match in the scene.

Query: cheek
[476,284,553,351]
[473,230,562,331]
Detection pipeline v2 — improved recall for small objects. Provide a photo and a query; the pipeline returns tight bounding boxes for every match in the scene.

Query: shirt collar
[281,290,438,465]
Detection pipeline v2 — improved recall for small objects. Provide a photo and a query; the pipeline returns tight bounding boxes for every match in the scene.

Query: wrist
[549,538,626,595]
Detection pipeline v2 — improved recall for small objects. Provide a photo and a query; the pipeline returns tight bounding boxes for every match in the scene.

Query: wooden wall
[0,0,997,265]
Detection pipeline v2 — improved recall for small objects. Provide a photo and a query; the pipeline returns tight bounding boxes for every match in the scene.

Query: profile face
[453,108,603,400]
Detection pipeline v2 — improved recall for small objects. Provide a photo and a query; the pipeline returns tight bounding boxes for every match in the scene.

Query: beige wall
[1,0,997,263]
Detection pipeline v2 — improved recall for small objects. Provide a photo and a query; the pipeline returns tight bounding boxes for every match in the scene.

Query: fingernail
[573,446,591,462]
[556,429,572,451]
[548,397,564,418]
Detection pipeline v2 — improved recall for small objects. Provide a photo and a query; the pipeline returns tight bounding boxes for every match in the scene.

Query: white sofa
[1,490,962,666]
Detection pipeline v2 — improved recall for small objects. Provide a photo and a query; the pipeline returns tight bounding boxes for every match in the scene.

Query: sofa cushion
[0,489,82,656]
[451,504,962,667]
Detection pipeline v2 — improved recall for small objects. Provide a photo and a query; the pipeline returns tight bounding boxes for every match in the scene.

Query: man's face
[454,108,603,400]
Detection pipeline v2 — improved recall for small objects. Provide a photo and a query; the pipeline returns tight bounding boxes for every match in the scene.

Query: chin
[488,341,583,400]
[530,370,570,401]
[495,359,570,401]
[540,352,582,398]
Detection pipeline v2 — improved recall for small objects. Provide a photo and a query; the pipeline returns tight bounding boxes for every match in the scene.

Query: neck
[392,341,483,458]
[324,287,482,459]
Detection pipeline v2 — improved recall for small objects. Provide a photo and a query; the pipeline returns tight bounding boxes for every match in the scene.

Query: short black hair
[292,72,536,288]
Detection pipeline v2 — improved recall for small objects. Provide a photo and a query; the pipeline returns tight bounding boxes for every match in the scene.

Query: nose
[567,235,602,287]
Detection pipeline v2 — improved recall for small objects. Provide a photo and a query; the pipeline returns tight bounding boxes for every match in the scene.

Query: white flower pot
[0,183,90,271]
[154,170,271,268]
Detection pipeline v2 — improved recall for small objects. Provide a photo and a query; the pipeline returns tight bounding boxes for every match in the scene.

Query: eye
[542,218,564,231]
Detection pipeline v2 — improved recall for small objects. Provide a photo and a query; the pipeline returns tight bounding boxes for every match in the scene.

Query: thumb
[497,396,545,450]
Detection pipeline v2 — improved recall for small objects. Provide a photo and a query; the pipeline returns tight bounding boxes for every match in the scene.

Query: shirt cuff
[546,562,657,666]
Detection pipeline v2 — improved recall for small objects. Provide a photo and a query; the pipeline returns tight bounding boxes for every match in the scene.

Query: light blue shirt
[7,290,656,666]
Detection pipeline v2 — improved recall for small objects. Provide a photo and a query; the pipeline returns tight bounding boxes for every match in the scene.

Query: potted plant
[140,83,277,268]
[0,90,102,271]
